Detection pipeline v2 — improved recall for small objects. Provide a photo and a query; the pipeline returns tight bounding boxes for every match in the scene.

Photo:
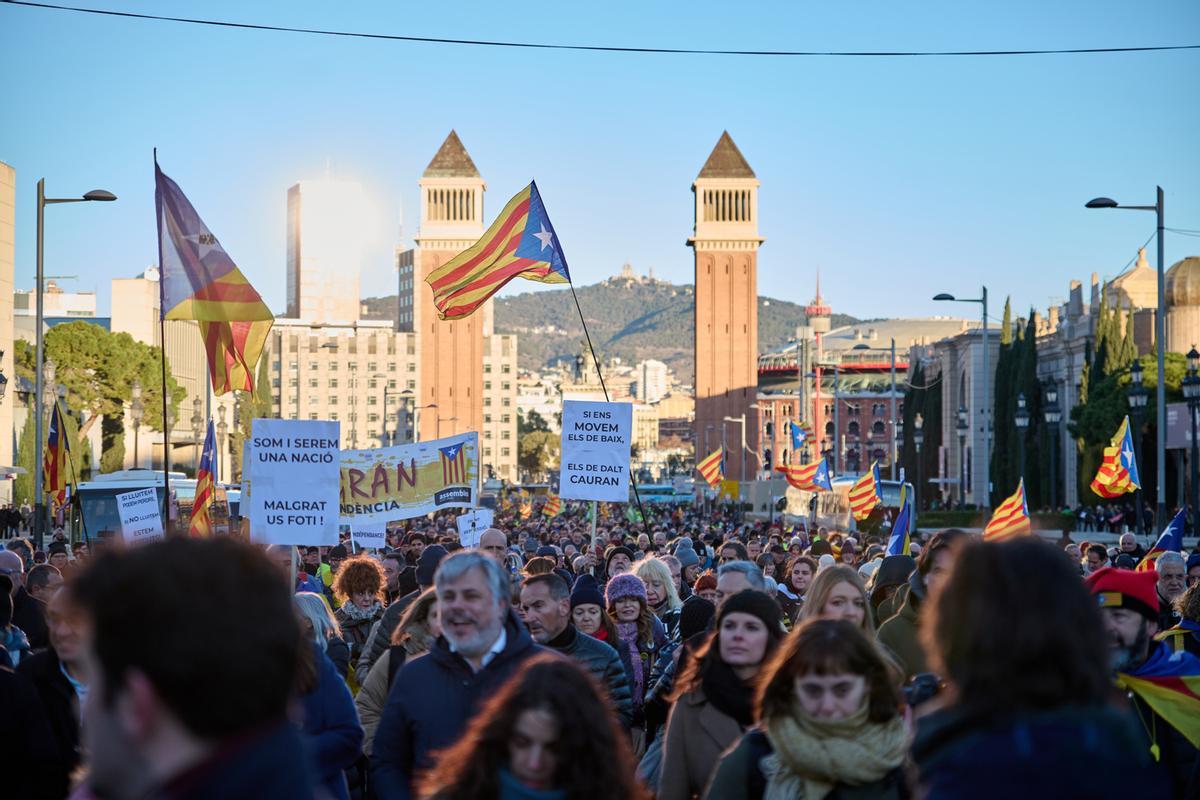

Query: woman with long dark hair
[705,619,909,800]
[658,590,784,800]
[416,653,649,800]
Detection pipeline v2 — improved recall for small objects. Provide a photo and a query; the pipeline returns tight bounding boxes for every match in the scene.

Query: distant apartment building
[286,179,372,325]
[482,334,518,482]
[635,359,670,404]
[516,371,562,433]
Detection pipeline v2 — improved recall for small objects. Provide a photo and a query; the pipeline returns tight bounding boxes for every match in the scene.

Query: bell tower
[689,132,763,480]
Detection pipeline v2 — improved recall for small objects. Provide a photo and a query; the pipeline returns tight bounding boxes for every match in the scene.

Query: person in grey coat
[520,572,634,728]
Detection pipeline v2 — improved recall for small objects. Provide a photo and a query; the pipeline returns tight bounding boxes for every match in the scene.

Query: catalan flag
[886,484,912,556]
[439,441,467,485]
[189,421,216,538]
[776,459,832,492]
[155,160,274,396]
[696,448,724,489]
[848,462,881,521]
[1117,642,1200,749]
[983,479,1031,541]
[426,181,570,320]
[1137,507,1186,573]
[519,501,532,520]
[1091,416,1141,499]
[542,494,562,517]
[789,421,807,452]
[43,400,71,511]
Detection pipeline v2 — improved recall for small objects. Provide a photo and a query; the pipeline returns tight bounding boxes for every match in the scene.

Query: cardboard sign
[351,522,387,551]
[559,401,632,503]
[338,433,479,523]
[117,487,164,545]
[456,508,495,548]
[248,419,341,546]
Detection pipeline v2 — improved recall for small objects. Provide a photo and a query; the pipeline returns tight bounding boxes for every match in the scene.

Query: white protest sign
[559,400,632,503]
[116,487,165,545]
[248,419,341,546]
[456,508,495,548]
[351,522,387,551]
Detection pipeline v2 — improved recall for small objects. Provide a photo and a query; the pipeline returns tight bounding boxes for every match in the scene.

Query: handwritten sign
[248,419,341,546]
[559,400,632,503]
[456,508,495,548]
[116,487,164,545]
[338,433,479,524]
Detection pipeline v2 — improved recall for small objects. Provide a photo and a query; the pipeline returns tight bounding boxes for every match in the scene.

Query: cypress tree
[991,298,1015,504]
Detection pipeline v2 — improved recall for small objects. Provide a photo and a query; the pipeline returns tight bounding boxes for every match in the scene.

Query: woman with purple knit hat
[606,572,667,756]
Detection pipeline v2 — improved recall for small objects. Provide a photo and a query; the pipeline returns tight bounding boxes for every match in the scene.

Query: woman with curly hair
[417,653,649,800]
[333,555,387,668]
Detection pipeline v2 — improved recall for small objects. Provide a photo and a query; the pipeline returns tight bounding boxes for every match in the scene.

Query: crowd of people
[2,501,1200,799]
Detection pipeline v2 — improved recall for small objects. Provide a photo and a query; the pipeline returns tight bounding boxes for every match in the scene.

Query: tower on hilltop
[689,132,763,480]
[403,130,487,441]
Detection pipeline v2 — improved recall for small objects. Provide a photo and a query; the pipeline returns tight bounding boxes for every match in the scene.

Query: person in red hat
[1087,566,1200,798]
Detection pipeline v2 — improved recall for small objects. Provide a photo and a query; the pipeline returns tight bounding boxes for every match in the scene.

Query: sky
[1,0,1198,324]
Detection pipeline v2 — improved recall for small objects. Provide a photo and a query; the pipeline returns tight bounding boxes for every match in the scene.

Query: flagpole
[61,408,91,549]
[153,149,173,532]
[566,279,651,535]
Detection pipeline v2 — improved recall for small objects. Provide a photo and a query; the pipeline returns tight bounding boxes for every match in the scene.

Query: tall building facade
[0,163,15,497]
[286,179,371,324]
[636,359,669,404]
[398,131,486,442]
[481,333,518,482]
[689,132,762,480]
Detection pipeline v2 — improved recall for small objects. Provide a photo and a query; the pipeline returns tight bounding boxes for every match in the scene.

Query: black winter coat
[11,587,48,650]
[370,609,541,800]
[549,624,633,728]
[0,667,60,800]
[16,648,80,797]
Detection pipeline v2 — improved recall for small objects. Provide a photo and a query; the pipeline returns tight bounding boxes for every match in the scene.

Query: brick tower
[689,132,763,481]
[410,131,486,441]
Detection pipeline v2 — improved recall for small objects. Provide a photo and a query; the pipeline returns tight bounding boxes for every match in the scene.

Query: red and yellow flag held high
[696,448,724,490]
[155,161,274,396]
[848,462,881,521]
[983,479,1031,541]
[426,181,570,320]
[189,421,217,538]
[43,400,72,511]
[1091,416,1141,499]
[542,495,562,518]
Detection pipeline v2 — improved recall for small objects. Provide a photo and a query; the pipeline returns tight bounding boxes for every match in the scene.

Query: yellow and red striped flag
[156,161,274,396]
[1118,644,1200,749]
[1137,508,1185,572]
[776,459,832,492]
[542,495,562,517]
[696,448,724,489]
[426,181,570,320]
[43,400,72,511]
[983,479,1031,541]
[848,462,881,521]
[189,421,216,538]
[519,501,533,520]
[1091,416,1141,499]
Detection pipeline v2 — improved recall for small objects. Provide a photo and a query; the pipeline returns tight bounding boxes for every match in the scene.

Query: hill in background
[362,274,859,376]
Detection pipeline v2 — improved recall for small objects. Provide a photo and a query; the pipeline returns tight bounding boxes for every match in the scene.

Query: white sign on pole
[559,400,633,503]
[351,522,387,551]
[116,487,165,546]
[248,419,341,546]
[456,508,495,548]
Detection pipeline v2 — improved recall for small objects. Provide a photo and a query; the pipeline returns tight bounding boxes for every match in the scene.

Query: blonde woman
[635,556,683,641]
[356,588,440,755]
[795,564,875,636]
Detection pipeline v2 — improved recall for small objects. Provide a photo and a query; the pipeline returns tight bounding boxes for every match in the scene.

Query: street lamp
[1087,188,1165,529]
[1014,391,1030,484]
[216,404,228,482]
[190,397,204,473]
[956,404,969,509]
[1127,360,1148,537]
[723,414,749,481]
[130,380,144,468]
[165,403,176,472]
[34,181,116,548]
[1183,348,1200,533]
[1043,379,1062,513]
[935,287,990,505]
[894,419,904,478]
[913,413,925,513]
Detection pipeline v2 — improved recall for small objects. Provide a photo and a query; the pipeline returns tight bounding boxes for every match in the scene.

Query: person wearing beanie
[605,545,635,578]
[354,545,449,684]
[658,590,784,800]
[570,573,619,643]
[693,571,718,605]
[673,538,702,586]
[606,572,667,754]
[1088,565,1200,795]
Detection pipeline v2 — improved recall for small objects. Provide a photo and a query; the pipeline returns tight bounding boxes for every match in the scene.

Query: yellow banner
[338,433,479,523]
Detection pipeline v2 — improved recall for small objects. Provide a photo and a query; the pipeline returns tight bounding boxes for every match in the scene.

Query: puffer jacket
[551,624,633,728]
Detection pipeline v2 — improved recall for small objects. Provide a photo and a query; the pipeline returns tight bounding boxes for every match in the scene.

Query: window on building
[348,363,358,371]
[387,380,397,390]
[272,360,281,371]
[406,379,415,390]
[502,382,510,391]
[368,362,377,372]
[368,379,377,389]
[501,447,511,457]
[484,447,493,457]
[501,364,511,374]
[329,397,339,405]
[329,362,339,371]
[288,360,298,371]
[308,397,319,406]
[308,378,318,388]
[848,421,860,437]
[330,412,339,420]
[368,413,379,423]
[501,430,510,440]
[484,364,492,373]
[872,448,886,462]
[308,413,318,420]
[484,430,493,439]
[308,361,318,371]
[484,414,492,424]
[484,397,492,406]
[407,363,416,373]
[502,414,511,424]
[388,363,397,372]
[484,381,492,391]
[367,396,377,406]
[288,378,298,387]
[872,420,886,435]
[329,379,338,389]
[272,378,281,388]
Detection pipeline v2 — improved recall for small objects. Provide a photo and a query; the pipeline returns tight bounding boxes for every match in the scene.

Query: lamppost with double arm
[130,380,144,468]
[956,405,968,509]
[1127,359,1149,537]
[913,413,925,513]
[1182,348,1200,534]
[190,397,203,474]
[1014,391,1030,485]
[1044,379,1062,512]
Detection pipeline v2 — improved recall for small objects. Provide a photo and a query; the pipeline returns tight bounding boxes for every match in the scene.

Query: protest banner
[116,487,165,546]
[248,419,341,546]
[339,432,479,524]
[351,522,387,551]
[456,508,495,548]
[559,400,632,503]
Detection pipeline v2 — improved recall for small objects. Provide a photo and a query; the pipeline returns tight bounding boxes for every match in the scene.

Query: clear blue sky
[2,0,1198,323]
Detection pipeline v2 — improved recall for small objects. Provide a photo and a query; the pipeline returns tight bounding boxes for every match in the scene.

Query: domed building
[1166,256,1200,353]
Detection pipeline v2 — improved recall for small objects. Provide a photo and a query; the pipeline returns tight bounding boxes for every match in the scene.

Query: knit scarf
[701,657,756,727]
[339,601,382,621]
[761,700,909,800]
[616,620,644,703]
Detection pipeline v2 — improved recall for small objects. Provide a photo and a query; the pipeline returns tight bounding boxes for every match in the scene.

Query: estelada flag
[776,459,832,492]
[1091,416,1141,498]
[983,479,1031,541]
[426,181,569,320]
[43,400,72,511]
[886,484,912,556]
[189,421,216,538]
[155,160,274,396]
[696,448,724,489]
[519,501,532,520]
[848,462,881,521]
[1137,507,1186,573]
[1118,642,1200,749]
[542,495,562,517]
